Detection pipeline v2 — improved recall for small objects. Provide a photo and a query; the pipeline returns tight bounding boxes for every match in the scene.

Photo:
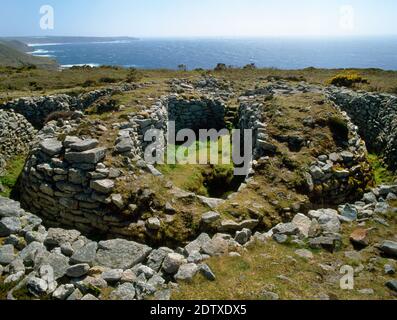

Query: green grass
[368,153,396,185]
[173,215,397,300]
[156,139,238,198]
[0,156,26,197]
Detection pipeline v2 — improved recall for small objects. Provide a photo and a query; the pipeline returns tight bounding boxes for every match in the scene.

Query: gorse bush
[329,71,369,88]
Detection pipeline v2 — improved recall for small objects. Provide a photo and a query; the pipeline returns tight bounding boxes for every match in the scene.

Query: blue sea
[28,37,397,70]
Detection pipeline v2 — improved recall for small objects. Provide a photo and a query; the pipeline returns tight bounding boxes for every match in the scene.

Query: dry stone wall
[326,88,397,171]
[0,110,36,175]
[237,89,373,205]
[0,83,141,128]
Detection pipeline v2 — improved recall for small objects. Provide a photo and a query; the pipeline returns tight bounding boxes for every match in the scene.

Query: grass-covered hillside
[0,41,58,70]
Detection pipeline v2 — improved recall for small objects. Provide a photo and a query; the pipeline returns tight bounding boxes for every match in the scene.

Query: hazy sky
[1,0,396,37]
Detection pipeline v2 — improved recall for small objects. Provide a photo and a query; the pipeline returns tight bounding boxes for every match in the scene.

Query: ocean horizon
[28,36,397,70]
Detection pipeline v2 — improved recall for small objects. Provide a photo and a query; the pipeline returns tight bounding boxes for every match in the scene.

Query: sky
[0,0,396,38]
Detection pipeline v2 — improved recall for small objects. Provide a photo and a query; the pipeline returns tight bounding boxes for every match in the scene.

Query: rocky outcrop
[0,110,36,175]
[326,88,397,171]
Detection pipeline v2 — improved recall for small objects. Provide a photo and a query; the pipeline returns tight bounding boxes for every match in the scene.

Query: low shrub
[329,71,369,88]
[98,77,119,84]
[81,79,97,87]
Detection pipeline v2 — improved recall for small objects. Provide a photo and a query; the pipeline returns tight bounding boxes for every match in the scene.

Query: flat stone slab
[95,239,152,270]
[65,147,106,164]
[90,179,115,194]
[69,139,99,152]
[40,138,63,156]
[70,242,98,265]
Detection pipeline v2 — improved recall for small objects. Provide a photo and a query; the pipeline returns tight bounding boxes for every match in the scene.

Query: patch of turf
[0,155,26,197]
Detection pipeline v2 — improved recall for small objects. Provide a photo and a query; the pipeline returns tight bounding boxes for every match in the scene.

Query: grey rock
[384,264,395,275]
[27,277,48,296]
[386,280,397,293]
[115,138,134,153]
[0,216,21,237]
[273,234,288,244]
[374,202,390,215]
[363,192,377,204]
[70,139,99,152]
[53,284,75,300]
[187,251,204,264]
[4,271,25,284]
[309,235,341,252]
[200,235,230,256]
[60,242,74,257]
[175,263,199,282]
[45,228,81,247]
[136,265,155,279]
[66,288,83,300]
[19,241,46,264]
[379,240,397,258]
[147,274,166,288]
[70,242,98,265]
[162,253,186,274]
[0,244,15,265]
[81,294,99,300]
[199,263,216,281]
[184,233,211,256]
[95,239,152,270]
[9,258,25,274]
[273,223,299,236]
[234,228,252,245]
[146,217,161,230]
[291,213,311,238]
[40,138,63,156]
[358,288,374,295]
[218,220,240,232]
[102,269,123,283]
[201,211,221,224]
[111,194,124,209]
[154,289,171,300]
[110,283,136,300]
[66,264,90,278]
[25,231,47,244]
[34,252,70,280]
[340,204,358,221]
[65,147,106,164]
[90,179,114,194]
[318,211,341,234]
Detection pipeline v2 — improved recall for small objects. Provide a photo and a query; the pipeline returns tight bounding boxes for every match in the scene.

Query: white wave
[28,43,65,47]
[27,49,55,55]
[28,40,133,47]
[61,63,100,68]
